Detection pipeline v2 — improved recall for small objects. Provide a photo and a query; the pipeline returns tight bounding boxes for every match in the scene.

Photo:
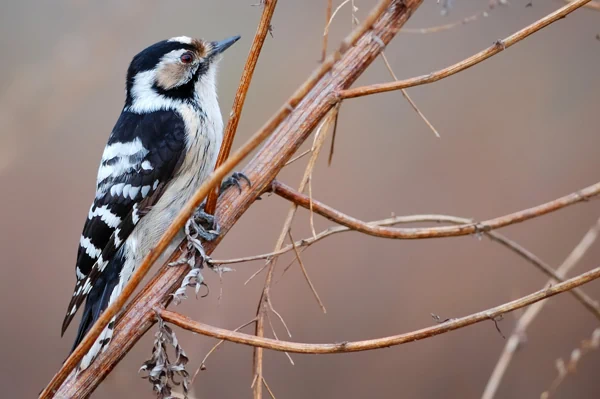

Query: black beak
[209,35,241,57]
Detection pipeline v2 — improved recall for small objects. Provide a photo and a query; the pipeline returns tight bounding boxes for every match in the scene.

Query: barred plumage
[61,35,239,369]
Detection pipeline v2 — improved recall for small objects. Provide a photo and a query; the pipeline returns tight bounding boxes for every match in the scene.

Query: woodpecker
[61,35,240,370]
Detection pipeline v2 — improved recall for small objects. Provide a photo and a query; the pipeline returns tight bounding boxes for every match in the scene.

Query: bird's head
[124,35,240,112]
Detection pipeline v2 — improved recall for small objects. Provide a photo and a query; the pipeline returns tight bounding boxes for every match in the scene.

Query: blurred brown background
[1,1,599,398]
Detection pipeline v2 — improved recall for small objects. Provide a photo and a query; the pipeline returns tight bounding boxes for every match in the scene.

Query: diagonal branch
[44,1,422,397]
[159,264,600,353]
[481,217,600,399]
[204,0,278,215]
[339,0,593,99]
[565,0,600,11]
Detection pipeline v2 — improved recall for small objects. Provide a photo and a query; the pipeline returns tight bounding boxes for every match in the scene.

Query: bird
[61,35,241,370]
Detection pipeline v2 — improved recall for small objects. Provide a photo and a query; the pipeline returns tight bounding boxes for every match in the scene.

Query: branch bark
[43,1,422,397]
[204,0,277,215]
[159,264,600,353]
[272,181,600,320]
[340,0,593,99]
[272,180,600,239]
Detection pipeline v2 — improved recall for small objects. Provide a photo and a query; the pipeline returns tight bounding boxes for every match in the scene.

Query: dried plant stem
[191,318,257,384]
[272,182,600,319]
[340,0,593,99]
[272,180,600,240]
[401,10,490,34]
[379,51,440,137]
[43,1,419,397]
[565,0,600,11]
[322,0,333,62]
[252,106,336,399]
[288,231,326,313]
[481,217,600,399]
[210,214,474,265]
[205,0,278,215]
[541,328,600,398]
[158,265,600,353]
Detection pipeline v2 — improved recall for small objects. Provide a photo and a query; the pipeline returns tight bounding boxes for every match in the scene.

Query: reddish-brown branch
[482,217,600,399]
[43,1,420,397]
[272,180,600,239]
[321,0,333,62]
[272,181,600,319]
[565,0,600,11]
[339,0,593,99]
[159,264,600,352]
[204,0,278,215]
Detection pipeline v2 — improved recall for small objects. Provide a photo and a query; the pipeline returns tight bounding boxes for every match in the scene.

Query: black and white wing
[62,109,187,335]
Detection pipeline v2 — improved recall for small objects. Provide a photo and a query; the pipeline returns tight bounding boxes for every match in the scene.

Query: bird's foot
[170,208,219,269]
[220,172,251,195]
[169,208,220,303]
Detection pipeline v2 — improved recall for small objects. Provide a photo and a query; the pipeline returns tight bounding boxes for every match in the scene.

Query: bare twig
[158,265,600,352]
[322,0,333,62]
[481,217,600,399]
[379,51,440,137]
[210,214,472,265]
[252,104,337,398]
[272,180,600,240]
[191,318,257,384]
[324,0,352,38]
[205,0,278,215]
[272,182,600,319]
[284,149,312,166]
[541,328,600,398]
[288,231,327,313]
[340,0,593,99]
[565,0,600,11]
[401,10,490,34]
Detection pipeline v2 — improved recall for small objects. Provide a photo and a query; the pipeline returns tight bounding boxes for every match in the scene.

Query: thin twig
[205,0,278,215]
[401,10,490,34]
[191,318,257,384]
[252,105,337,398]
[322,0,334,62]
[486,232,600,320]
[266,311,294,365]
[273,180,600,240]
[262,377,277,399]
[272,182,600,319]
[565,0,600,11]
[340,0,593,99]
[159,265,600,352]
[324,0,352,38]
[288,231,327,313]
[284,149,312,166]
[380,51,440,137]
[481,217,600,399]
[211,215,470,265]
[541,328,600,398]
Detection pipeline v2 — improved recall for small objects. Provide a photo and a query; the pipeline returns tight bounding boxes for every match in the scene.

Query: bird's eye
[180,52,194,64]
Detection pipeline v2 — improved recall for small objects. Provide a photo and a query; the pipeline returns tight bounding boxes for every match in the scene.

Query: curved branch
[271,182,600,320]
[159,264,600,353]
[340,0,593,99]
[272,180,600,239]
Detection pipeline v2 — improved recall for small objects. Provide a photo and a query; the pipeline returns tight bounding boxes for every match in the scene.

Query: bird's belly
[120,103,222,281]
